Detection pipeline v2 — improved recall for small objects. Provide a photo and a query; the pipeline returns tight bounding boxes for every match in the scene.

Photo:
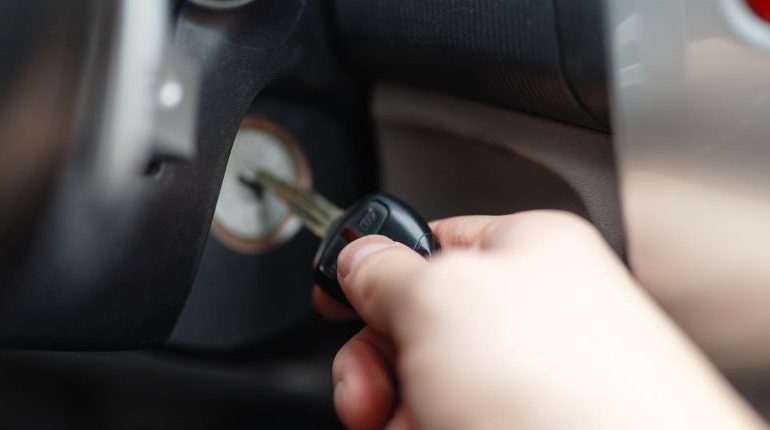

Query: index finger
[429,215,500,249]
[430,211,594,251]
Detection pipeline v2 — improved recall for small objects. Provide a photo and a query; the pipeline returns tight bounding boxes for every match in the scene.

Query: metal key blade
[243,170,343,238]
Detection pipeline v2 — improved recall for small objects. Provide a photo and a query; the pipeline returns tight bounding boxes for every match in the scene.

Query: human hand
[314,211,765,430]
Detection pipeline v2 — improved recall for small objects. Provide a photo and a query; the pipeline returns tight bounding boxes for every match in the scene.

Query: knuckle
[490,210,601,248]
[431,218,473,247]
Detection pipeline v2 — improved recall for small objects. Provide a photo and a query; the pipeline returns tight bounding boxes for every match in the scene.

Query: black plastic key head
[313,193,439,305]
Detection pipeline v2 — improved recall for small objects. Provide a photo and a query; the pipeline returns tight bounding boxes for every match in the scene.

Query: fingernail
[333,380,346,405]
[337,237,395,280]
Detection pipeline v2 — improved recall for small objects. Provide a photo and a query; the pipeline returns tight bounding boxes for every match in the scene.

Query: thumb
[337,235,428,335]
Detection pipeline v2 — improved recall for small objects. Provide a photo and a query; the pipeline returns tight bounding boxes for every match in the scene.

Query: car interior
[2,0,770,428]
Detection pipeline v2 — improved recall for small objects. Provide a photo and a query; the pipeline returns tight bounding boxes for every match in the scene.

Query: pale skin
[313,211,768,430]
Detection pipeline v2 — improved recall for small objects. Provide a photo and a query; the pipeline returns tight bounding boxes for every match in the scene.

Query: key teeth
[250,169,343,238]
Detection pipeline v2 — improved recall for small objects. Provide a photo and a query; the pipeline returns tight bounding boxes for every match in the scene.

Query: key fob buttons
[313,194,438,305]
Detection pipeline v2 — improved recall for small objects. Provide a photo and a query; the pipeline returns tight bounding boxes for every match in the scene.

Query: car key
[243,170,439,305]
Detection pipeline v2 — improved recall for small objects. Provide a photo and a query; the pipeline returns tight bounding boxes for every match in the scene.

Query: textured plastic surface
[314,193,438,305]
[334,0,609,130]
[0,0,306,349]
[168,0,377,350]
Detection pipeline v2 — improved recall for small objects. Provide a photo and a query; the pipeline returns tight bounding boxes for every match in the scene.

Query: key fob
[313,193,439,305]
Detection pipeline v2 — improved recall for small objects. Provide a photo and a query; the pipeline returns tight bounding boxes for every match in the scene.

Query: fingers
[429,210,599,252]
[333,327,396,430]
[428,215,500,249]
[317,211,602,327]
[336,235,428,334]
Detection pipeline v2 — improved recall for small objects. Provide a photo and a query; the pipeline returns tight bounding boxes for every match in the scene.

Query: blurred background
[2,0,770,427]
